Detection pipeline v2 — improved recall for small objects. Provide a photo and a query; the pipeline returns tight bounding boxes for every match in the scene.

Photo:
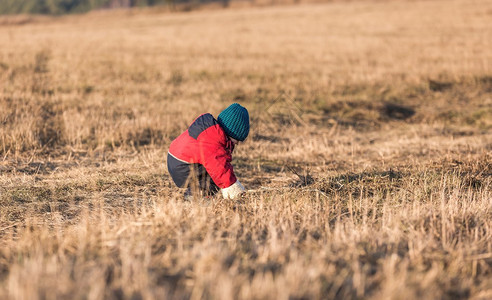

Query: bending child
[167,103,249,200]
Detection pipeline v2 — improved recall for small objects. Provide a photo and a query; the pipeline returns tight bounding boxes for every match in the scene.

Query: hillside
[1,0,166,15]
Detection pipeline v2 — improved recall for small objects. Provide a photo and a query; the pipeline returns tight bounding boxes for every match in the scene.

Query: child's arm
[199,144,245,199]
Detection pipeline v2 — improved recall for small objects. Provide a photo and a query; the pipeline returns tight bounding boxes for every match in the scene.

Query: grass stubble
[0,0,491,299]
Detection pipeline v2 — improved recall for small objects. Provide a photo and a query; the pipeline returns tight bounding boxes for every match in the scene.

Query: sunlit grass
[0,0,491,299]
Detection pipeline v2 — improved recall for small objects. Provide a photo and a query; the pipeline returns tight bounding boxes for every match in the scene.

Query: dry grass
[0,0,491,299]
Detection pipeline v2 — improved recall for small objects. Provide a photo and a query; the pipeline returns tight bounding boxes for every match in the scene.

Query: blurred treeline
[0,0,211,15]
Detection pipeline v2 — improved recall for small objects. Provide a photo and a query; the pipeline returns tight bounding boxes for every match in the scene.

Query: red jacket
[168,113,237,189]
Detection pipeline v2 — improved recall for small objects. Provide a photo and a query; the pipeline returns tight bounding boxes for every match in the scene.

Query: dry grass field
[0,0,491,299]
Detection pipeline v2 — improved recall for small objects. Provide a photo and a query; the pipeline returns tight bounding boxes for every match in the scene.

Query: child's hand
[221,180,245,200]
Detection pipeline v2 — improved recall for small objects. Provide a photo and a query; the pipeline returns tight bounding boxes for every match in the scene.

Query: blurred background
[1,0,312,14]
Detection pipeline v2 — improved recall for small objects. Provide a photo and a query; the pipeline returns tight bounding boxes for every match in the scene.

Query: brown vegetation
[0,0,491,299]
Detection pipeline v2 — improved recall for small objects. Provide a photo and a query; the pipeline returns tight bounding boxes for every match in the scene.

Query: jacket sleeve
[199,142,237,189]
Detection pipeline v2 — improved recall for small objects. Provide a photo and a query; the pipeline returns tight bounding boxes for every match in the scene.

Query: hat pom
[217,103,250,141]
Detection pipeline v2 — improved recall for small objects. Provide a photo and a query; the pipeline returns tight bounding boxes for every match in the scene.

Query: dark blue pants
[167,153,220,195]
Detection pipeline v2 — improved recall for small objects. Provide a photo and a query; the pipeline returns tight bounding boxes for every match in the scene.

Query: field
[0,0,491,299]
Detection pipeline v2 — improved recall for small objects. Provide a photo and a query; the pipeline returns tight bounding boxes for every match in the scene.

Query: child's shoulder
[189,113,226,142]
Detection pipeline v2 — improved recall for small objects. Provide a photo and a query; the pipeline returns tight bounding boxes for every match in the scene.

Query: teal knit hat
[217,103,250,141]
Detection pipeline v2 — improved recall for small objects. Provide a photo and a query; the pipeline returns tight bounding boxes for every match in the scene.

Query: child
[167,103,249,200]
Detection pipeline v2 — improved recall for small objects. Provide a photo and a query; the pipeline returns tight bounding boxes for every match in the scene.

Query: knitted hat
[217,103,250,141]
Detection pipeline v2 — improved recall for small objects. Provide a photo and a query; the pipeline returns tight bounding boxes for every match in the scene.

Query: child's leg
[167,153,190,188]
[195,164,220,196]
[168,153,219,197]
